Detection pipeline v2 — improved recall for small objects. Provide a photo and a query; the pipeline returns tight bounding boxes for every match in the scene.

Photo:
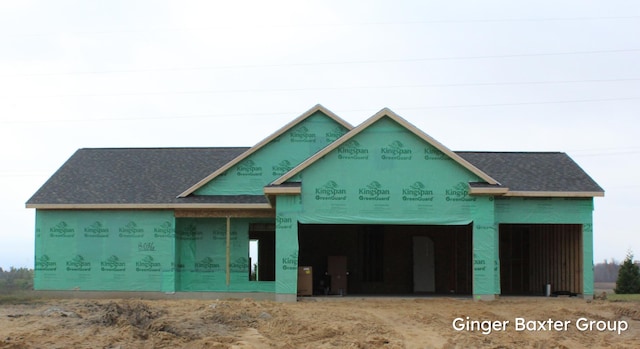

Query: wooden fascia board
[26,203,274,210]
[468,187,510,195]
[174,208,275,218]
[177,104,353,198]
[263,186,301,195]
[503,191,605,198]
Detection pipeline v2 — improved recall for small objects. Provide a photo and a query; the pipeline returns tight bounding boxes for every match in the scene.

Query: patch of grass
[594,282,615,293]
[0,290,42,305]
[607,293,640,302]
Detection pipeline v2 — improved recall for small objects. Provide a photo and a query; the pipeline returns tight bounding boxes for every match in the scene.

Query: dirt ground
[1,296,639,349]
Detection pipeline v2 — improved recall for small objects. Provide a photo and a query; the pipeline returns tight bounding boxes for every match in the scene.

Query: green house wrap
[27,105,603,301]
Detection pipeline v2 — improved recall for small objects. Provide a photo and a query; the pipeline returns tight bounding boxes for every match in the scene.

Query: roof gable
[179,104,353,197]
[271,108,499,186]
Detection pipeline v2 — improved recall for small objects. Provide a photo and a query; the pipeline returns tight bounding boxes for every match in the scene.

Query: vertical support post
[275,195,301,302]
[582,220,594,299]
[226,216,231,287]
[472,197,498,301]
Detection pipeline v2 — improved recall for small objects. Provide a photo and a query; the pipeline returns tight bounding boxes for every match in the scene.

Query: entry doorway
[327,255,348,295]
[413,236,435,293]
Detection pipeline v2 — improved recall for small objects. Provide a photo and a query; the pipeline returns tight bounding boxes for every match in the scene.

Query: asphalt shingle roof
[27,148,603,206]
[25,147,270,206]
[456,151,604,193]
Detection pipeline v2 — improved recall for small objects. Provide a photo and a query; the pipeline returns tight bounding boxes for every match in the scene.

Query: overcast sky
[1,1,639,269]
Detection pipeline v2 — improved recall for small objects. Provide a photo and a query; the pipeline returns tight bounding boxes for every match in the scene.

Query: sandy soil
[1,296,639,348]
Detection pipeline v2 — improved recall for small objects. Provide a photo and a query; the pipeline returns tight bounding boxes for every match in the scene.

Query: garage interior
[499,224,583,296]
[297,223,473,296]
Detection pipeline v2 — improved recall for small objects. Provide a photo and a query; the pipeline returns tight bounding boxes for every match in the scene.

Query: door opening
[413,236,435,293]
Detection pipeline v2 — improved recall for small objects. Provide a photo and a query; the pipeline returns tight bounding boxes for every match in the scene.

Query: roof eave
[468,187,510,195]
[502,191,605,198]
[26,203,274,210]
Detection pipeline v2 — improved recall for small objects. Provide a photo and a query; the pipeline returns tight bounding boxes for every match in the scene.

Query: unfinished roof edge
[177,104,353,198]
[25,203,274,210]
[270,107,501,186]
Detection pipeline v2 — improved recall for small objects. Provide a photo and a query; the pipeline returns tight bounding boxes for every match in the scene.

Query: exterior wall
[175,217,274,293]
[495,197,594,296]
[34,211,276,293]
[34,210,176,292]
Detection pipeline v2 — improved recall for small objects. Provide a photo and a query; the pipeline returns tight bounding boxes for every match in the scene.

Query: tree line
[0,267,34,292]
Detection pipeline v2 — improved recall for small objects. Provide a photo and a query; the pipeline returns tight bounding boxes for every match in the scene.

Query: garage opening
[298,223,472,296]
[499,224,583,296]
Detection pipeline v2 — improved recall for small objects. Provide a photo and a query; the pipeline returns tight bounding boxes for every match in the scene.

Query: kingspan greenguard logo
[236,159,263,177]
[276,215,293,230]
[212,223,227,241]
[50,221,75,238]
[177,223,203,240]
[445,182,476,202]
[290,125,316,143]
[272,160,293,176]
[326,126,347,142]
[338,140,369,160]
[195,256,220,273]
[84,221,109,238]
[66,255,91,272]
[424,146,448,160]
[315,180,347,201]
[230,257,249,272]
[119,221,144,238]
[381,140,412,160]
[101,255,126,272]
[402,181,434,202]
[282,251,298,271]
[35,254,57,271]
[136,255,161,272]
[359,181,391,201]
[154,221,174,238]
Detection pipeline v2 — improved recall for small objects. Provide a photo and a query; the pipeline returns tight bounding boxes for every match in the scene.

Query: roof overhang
[502,191,605,198]
[468,183,510,195]
[25,203,274,210]
[264,185,301,195]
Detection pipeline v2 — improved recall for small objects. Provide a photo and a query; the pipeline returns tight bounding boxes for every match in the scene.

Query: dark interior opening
[298,223,472,295]
[249,223,275,281]
[499,224,583,295]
